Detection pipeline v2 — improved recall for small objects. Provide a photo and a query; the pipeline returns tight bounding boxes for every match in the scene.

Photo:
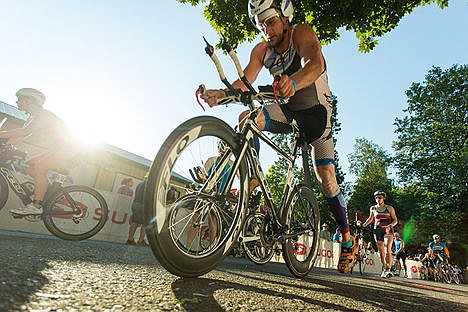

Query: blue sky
[0,1,466,184]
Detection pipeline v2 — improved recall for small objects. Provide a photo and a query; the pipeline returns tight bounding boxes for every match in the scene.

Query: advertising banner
[0,189,137,244]
[0,193,421,278]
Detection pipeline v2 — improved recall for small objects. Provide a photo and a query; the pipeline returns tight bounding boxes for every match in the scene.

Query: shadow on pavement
[0,235,51,311]
[0,231,156,310]
[171,276,366,312]
[176,259,467,312]
[1,230,466,311]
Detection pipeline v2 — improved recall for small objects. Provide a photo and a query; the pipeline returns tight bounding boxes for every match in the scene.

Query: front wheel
[281,185,320,278]
[442,266,452,284]
[0,173,9,210]
[42,185,108,241]
[144,116,249,277]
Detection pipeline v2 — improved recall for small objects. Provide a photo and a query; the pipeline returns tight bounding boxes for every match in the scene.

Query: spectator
[126,178,147,247]
[319,223,332,241]
[166,186,177,205]
[362,190,398,278]
[117,178,134,197]
[332,228,341,243]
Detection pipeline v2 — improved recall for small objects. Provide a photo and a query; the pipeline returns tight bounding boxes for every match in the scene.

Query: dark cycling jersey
[261,25,335,149]
[429,241,448,257]
[263,25,330,112]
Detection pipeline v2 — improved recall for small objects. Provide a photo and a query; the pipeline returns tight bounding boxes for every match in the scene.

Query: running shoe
[10,203,43,215]
[337,236,356,273]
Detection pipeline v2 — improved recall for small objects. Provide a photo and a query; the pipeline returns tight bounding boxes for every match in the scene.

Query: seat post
[301,140,313,188]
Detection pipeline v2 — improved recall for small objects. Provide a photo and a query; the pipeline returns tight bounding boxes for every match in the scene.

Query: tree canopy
[347,138,394,216]
[393,64,467,244]
[178,0,448,52]
[393,65,467,214]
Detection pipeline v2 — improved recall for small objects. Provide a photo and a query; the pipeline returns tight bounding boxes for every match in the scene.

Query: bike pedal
[24,215,42,222]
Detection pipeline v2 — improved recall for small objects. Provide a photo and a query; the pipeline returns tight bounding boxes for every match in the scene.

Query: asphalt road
[1,230,466,311]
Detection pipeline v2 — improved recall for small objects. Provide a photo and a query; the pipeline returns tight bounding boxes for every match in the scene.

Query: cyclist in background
[200,0,356,274]
[393,232,408,277]
[362,190,398,278]
[429,234,450,264]
[0,88,77,215]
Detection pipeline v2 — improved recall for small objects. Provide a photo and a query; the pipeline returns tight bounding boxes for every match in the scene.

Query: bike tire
[42,185,108,241]
[442,266,452,284]
[144,116,249,278]
[359,241,368,275]
[281,185,320,278]
[362,255,368,275]
[242,213,274,265]
[434,265,442,282]
[0,173,9,210]
[419,266,427,280]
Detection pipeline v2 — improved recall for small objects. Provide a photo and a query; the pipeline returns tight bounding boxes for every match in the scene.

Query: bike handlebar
[198,37,285,110]
[197,83,281,107]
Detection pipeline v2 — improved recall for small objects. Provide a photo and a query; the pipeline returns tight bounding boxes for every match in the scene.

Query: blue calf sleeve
[326,191,349,234]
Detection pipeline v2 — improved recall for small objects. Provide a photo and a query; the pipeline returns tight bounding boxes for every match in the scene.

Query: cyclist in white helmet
[200,0,356,273]
[0,88,77,215]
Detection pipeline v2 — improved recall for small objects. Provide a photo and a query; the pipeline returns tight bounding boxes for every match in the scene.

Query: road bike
[0,139,109,240]
[144,37,320,278]
[350,221,370,275]
[435,254,461,284]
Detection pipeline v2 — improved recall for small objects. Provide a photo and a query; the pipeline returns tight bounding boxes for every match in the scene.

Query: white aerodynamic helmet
[15,88,45,107]
[248,0,294,25]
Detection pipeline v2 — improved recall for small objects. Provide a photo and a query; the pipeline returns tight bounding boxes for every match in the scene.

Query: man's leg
[385,236,394,270]
[138,225,146,243]
[314,164,356,273]
[127,222,138,244]
[402,257,408,276]
[10,152,62,215]
[315,165,350,242]
[376,240,387,275]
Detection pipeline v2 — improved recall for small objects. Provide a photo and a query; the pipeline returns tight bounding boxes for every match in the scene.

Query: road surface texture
[1,230,466,311]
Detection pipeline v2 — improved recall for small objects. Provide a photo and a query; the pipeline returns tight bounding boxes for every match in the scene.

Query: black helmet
[373,190,386,198]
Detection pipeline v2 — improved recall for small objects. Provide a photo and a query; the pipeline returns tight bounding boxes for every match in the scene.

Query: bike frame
[201,107,310,234]
[199,37,314,233]
[0,162,81,216]
[0,165,34,206]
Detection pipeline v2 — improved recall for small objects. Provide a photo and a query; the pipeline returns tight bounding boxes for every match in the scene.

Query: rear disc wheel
[281,185,320,278]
